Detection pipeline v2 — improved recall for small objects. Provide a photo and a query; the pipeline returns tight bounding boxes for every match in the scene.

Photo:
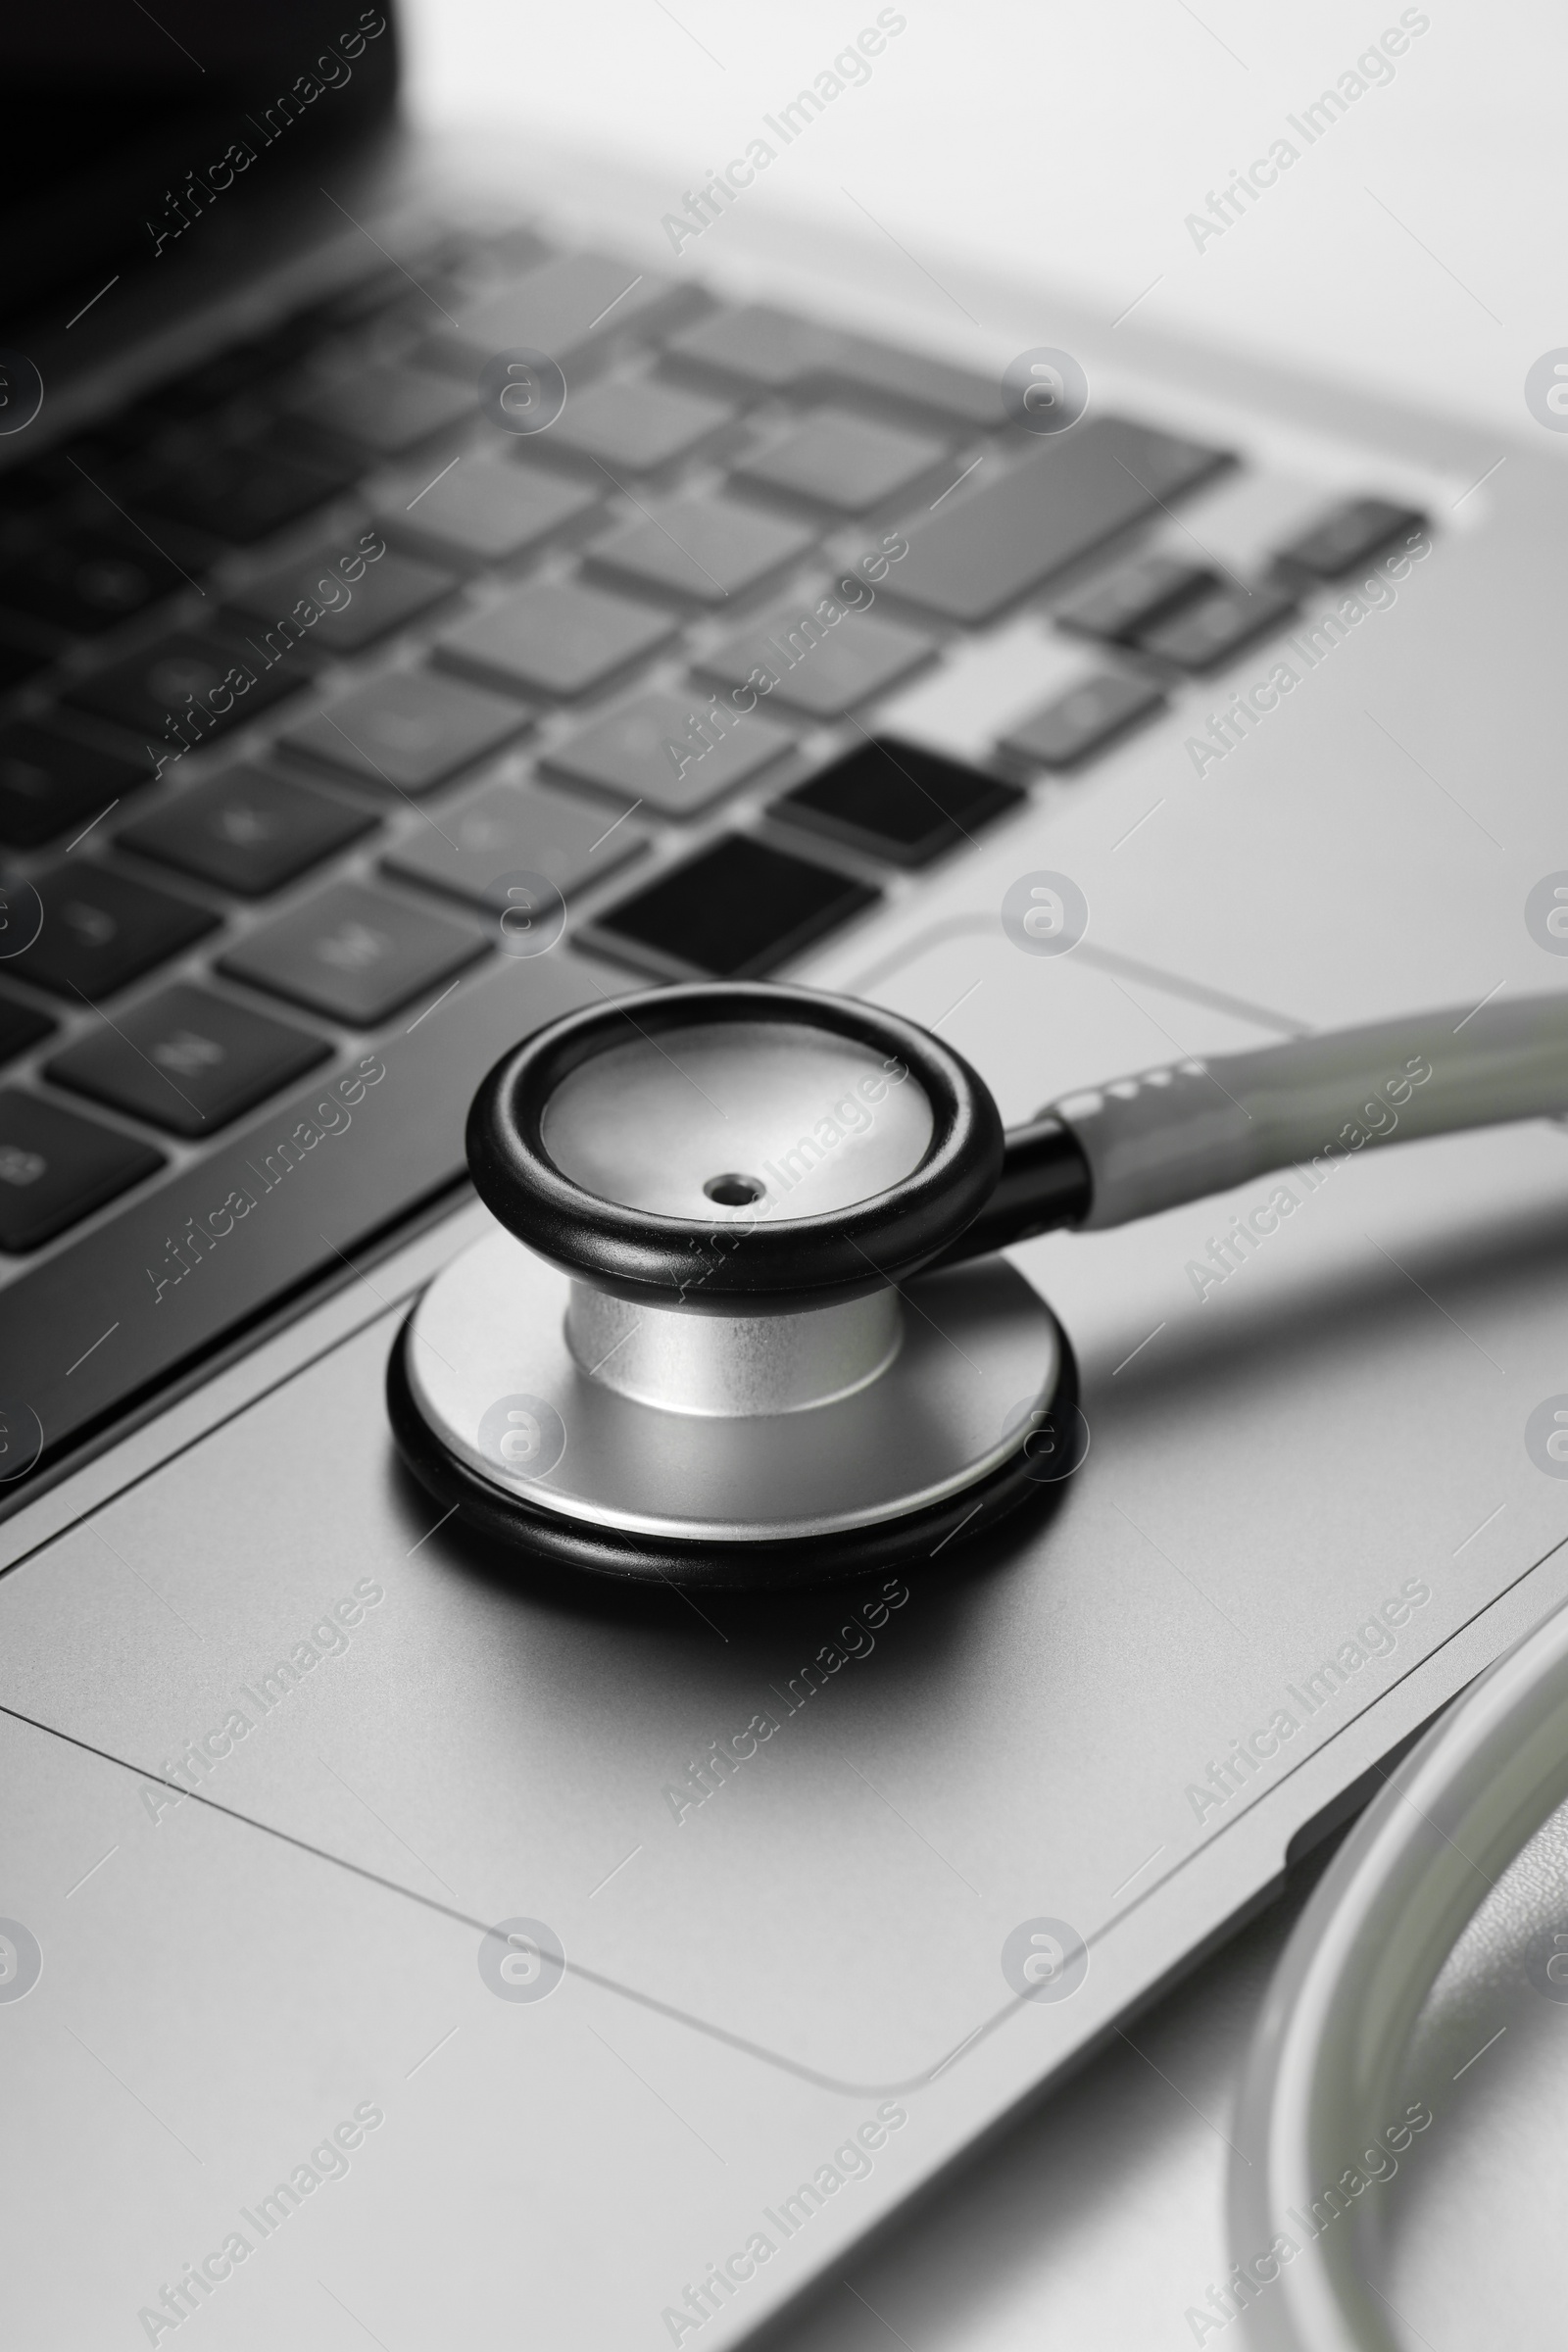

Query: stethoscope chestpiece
[387,981,1075,1591]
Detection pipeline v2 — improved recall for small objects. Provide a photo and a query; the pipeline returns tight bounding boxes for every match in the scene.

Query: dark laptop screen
[8,4,400,317]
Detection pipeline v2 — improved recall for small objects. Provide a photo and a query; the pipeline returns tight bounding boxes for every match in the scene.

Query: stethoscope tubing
[1051,990,1568,1234]
[1227,1589,1568,2350]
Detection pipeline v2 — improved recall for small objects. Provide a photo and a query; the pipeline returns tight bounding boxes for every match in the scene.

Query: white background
[401,0,1567,439]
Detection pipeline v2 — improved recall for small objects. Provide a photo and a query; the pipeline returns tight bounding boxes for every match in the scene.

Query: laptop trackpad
[2,942,1566,2093]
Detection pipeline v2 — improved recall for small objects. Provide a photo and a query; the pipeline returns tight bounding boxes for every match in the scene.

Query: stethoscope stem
[928,1116,1091,1266]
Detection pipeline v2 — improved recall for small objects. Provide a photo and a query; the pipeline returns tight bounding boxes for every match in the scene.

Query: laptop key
[437,578,676,699]
[0,993,54,1064]
[474,223,557,274]
[288,363,475,456]
[1274,496,1427,578]
[64,630,308,746]
[593,833,878,979]
[383,778,648,910]
[0,528,189,638]
[0,460,69,519]
[47,983,328,1139]
[119,766,374,896]
[698,593,936,718]
[545,688,798,815]
[9,864,219,1000]
[219,880,485,1025]
[0,722,153,851]
[0,1090,164,1251]
[733,409,946,513]
[151,348,273,419]
[312,269,433,329]
[999,671,1165,768]
[821,332,1006,430]
[122,430,360,544]
[370,455,596,567]
[891,415,1232,625]
[144,320,321,423]
[1137,581,1297,670]
[586,495,815,607]
[663,304,836,393]
[426,252,683,373]
[228,545,456,656]
[279,668,530,793]
[773,739,1024,867]
[1054,553,1216,645]
[550,374,735,472]
[0,639,52,694]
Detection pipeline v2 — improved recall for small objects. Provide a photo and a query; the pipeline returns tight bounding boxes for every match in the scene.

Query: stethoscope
[387,977,1568,1589]
[1226,1585,1568,2352]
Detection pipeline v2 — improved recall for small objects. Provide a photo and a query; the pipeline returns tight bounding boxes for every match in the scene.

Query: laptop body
[2,8,1566,2343]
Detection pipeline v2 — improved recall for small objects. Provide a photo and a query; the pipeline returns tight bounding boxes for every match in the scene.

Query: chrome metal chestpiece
[387,981,1086,1589]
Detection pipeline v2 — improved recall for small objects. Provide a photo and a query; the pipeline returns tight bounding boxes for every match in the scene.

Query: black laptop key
[1137,581,1297,670]
[229,545,456,656]
[220,880,485,1025]
[1000,672,1165,768]
[289,364,474,457]
[65,630,307,747]
[48,982,328,1138]
[279,669,530,793]
[1275,497,1427,578]
[90,398,184,456]
[11,864,218,1000]
[892,416,1232,625]
[144,346,275,423]
[0,638,52,694]
[1054,554,1216,645]
[0,460,67,518]
[146,323,320,424]
[593,834,878,979]
[0,528,189,638]
[0,723,153,850]
[0,1090,163,1251]
[124,431,359,543]
[774,739,1024,867]
[0,993,53,1064]
[120,766,374,896]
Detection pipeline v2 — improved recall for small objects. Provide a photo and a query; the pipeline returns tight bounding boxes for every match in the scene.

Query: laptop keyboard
[0,216,1428,1489]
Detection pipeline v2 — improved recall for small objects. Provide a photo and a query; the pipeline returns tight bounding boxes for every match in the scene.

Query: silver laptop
[3,7,1565,2343]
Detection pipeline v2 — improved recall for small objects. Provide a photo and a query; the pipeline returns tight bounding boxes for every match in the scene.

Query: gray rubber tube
[1226,1592,1568,2351]
[1049,993,1568,1230]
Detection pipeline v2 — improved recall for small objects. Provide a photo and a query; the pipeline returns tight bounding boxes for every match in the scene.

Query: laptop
[3,6,1565,2343]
